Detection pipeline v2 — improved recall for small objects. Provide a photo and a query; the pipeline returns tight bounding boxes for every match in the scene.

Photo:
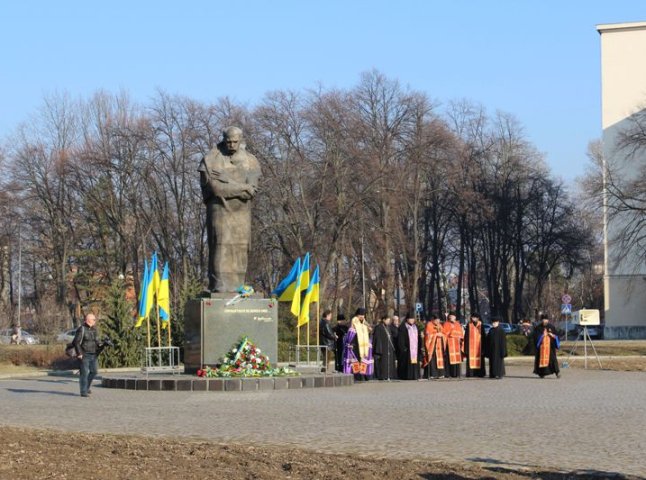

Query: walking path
[0,366,644,477]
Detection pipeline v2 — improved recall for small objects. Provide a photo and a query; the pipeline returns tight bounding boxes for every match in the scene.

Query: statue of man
[198,127,261,292]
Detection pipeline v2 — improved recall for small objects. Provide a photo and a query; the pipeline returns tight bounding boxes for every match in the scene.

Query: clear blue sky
[1,1,644,181]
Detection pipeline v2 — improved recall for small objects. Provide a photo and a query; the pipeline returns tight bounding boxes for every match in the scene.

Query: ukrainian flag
[143,252,159,321]
[157,261,170,327]
[135,260,150,328]
[298,265,319,327]
[298,252,310,295]
[291,254,311,317]
[272,257,301,301]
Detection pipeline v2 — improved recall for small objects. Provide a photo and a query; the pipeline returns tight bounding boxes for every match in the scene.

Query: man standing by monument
[198,127,261,292]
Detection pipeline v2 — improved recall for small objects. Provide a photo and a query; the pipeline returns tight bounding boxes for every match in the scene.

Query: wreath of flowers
[196,336,298,378]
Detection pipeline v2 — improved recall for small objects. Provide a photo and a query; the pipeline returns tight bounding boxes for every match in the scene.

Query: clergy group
[321,309,561,381]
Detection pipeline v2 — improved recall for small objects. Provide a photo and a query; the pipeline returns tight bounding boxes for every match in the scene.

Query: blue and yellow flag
[291,254,311,317]
[143,252,158,322]
[298,265,319,327]
[157,261,170,327]
[272,257,301,301]
[135,260,150,328]
[151,252,161,295]
[298,252,310,294]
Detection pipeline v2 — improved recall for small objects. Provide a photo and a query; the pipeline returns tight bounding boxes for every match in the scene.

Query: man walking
[72,313,103,398]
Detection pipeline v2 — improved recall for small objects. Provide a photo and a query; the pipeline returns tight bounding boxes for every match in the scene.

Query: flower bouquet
[196,336,299,378]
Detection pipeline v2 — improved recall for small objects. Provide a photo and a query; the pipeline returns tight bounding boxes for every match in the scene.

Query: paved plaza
[0,366,644,477]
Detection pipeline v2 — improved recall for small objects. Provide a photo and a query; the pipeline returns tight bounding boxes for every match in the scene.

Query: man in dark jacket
[333,314,349,372]
[72,313,104,398]
[318,310,336,370]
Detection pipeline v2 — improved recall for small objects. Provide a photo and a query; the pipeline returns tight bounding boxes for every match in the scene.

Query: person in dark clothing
[486,317,507,379]
[373,316,397,380]
[72,313,105,397]
[397,313,422,380]
[389,315,400,360]
[520,319,536,355]
[333,314,349,372]
[464,312,486,378]
[533,315,561,379]
[318,310,336,370]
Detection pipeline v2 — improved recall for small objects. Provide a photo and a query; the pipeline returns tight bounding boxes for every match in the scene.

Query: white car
[56,329,78,344]
[0,329,40,345]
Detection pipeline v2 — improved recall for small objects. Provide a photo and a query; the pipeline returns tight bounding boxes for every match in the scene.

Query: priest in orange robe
[442,311,464,378]
[423,315,446,379]
[464,312,486,378]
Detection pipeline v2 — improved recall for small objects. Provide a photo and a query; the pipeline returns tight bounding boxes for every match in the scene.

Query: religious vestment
[372,323,397,380]
[397,322,422,380]
[485,325,507,378]
[464,320,486,377]
[342,317,374,380]
[533,323,561,378]
[423,321,446,379]
[442,320,464,378]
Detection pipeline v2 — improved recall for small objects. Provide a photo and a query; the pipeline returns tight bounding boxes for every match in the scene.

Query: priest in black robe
[389,315,400,368]
[333,314,348,372]
[373,316,397,380]
[533,315,561,378]
[485,318,507,379]
[397,314,422,380]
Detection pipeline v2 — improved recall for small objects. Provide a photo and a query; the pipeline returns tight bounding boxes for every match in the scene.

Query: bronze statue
[198,127,261,292]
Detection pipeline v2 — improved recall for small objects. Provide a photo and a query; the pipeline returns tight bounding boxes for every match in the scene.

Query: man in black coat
[333,314,349,372]
[373,316,396,380]
[319,310,336,370]
[486,317,507,379]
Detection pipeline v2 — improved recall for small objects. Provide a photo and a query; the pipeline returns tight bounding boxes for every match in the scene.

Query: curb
[101,373,354,392]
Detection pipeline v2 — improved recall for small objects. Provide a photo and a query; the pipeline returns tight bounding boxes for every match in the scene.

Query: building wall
[598,22,646,339]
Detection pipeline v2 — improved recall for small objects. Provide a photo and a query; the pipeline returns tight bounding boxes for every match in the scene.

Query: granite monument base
[184,296,278,374]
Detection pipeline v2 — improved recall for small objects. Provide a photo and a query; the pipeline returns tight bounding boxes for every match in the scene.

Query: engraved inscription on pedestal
[184,297,278,374]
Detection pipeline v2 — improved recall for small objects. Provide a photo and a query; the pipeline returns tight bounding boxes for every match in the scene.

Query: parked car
[0,328,40,345]
[483,323,493,335]
[499,322,514,334]
[56,328,78,344]
[577,325,604,340]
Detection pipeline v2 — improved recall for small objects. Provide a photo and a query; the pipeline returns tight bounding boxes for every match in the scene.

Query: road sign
[561,304,572,314]
[561,294,572,304]
[415,302,423,313]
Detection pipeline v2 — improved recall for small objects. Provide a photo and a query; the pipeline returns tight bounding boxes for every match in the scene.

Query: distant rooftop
[597,21,646,33]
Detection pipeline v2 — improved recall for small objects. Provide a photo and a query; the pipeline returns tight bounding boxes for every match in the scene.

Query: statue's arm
[199,160,255,201]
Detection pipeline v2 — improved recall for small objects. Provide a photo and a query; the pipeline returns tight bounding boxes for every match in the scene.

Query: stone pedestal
[184,296,278,374]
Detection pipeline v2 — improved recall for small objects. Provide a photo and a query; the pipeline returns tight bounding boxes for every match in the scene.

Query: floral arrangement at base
[196,336,299,378]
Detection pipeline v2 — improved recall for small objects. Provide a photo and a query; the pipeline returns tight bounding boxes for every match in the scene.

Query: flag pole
[296,318,300,364]
[316,300,320,367]
[306,307,310,364]
[156,304,162,352]
[146,317,151,349]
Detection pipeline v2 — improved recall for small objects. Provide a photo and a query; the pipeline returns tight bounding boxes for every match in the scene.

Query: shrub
[506,334,531,356]
[0,345,66,368]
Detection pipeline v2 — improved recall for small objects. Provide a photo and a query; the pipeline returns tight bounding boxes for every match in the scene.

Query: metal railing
[142,346,181,376]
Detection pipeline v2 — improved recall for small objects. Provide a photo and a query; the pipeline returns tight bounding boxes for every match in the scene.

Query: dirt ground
[0,427,639,480]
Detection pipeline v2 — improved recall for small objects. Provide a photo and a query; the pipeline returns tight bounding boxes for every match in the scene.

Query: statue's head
[222,126,243,154]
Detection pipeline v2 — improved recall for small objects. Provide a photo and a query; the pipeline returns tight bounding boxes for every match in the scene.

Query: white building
[597,21,646,338]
